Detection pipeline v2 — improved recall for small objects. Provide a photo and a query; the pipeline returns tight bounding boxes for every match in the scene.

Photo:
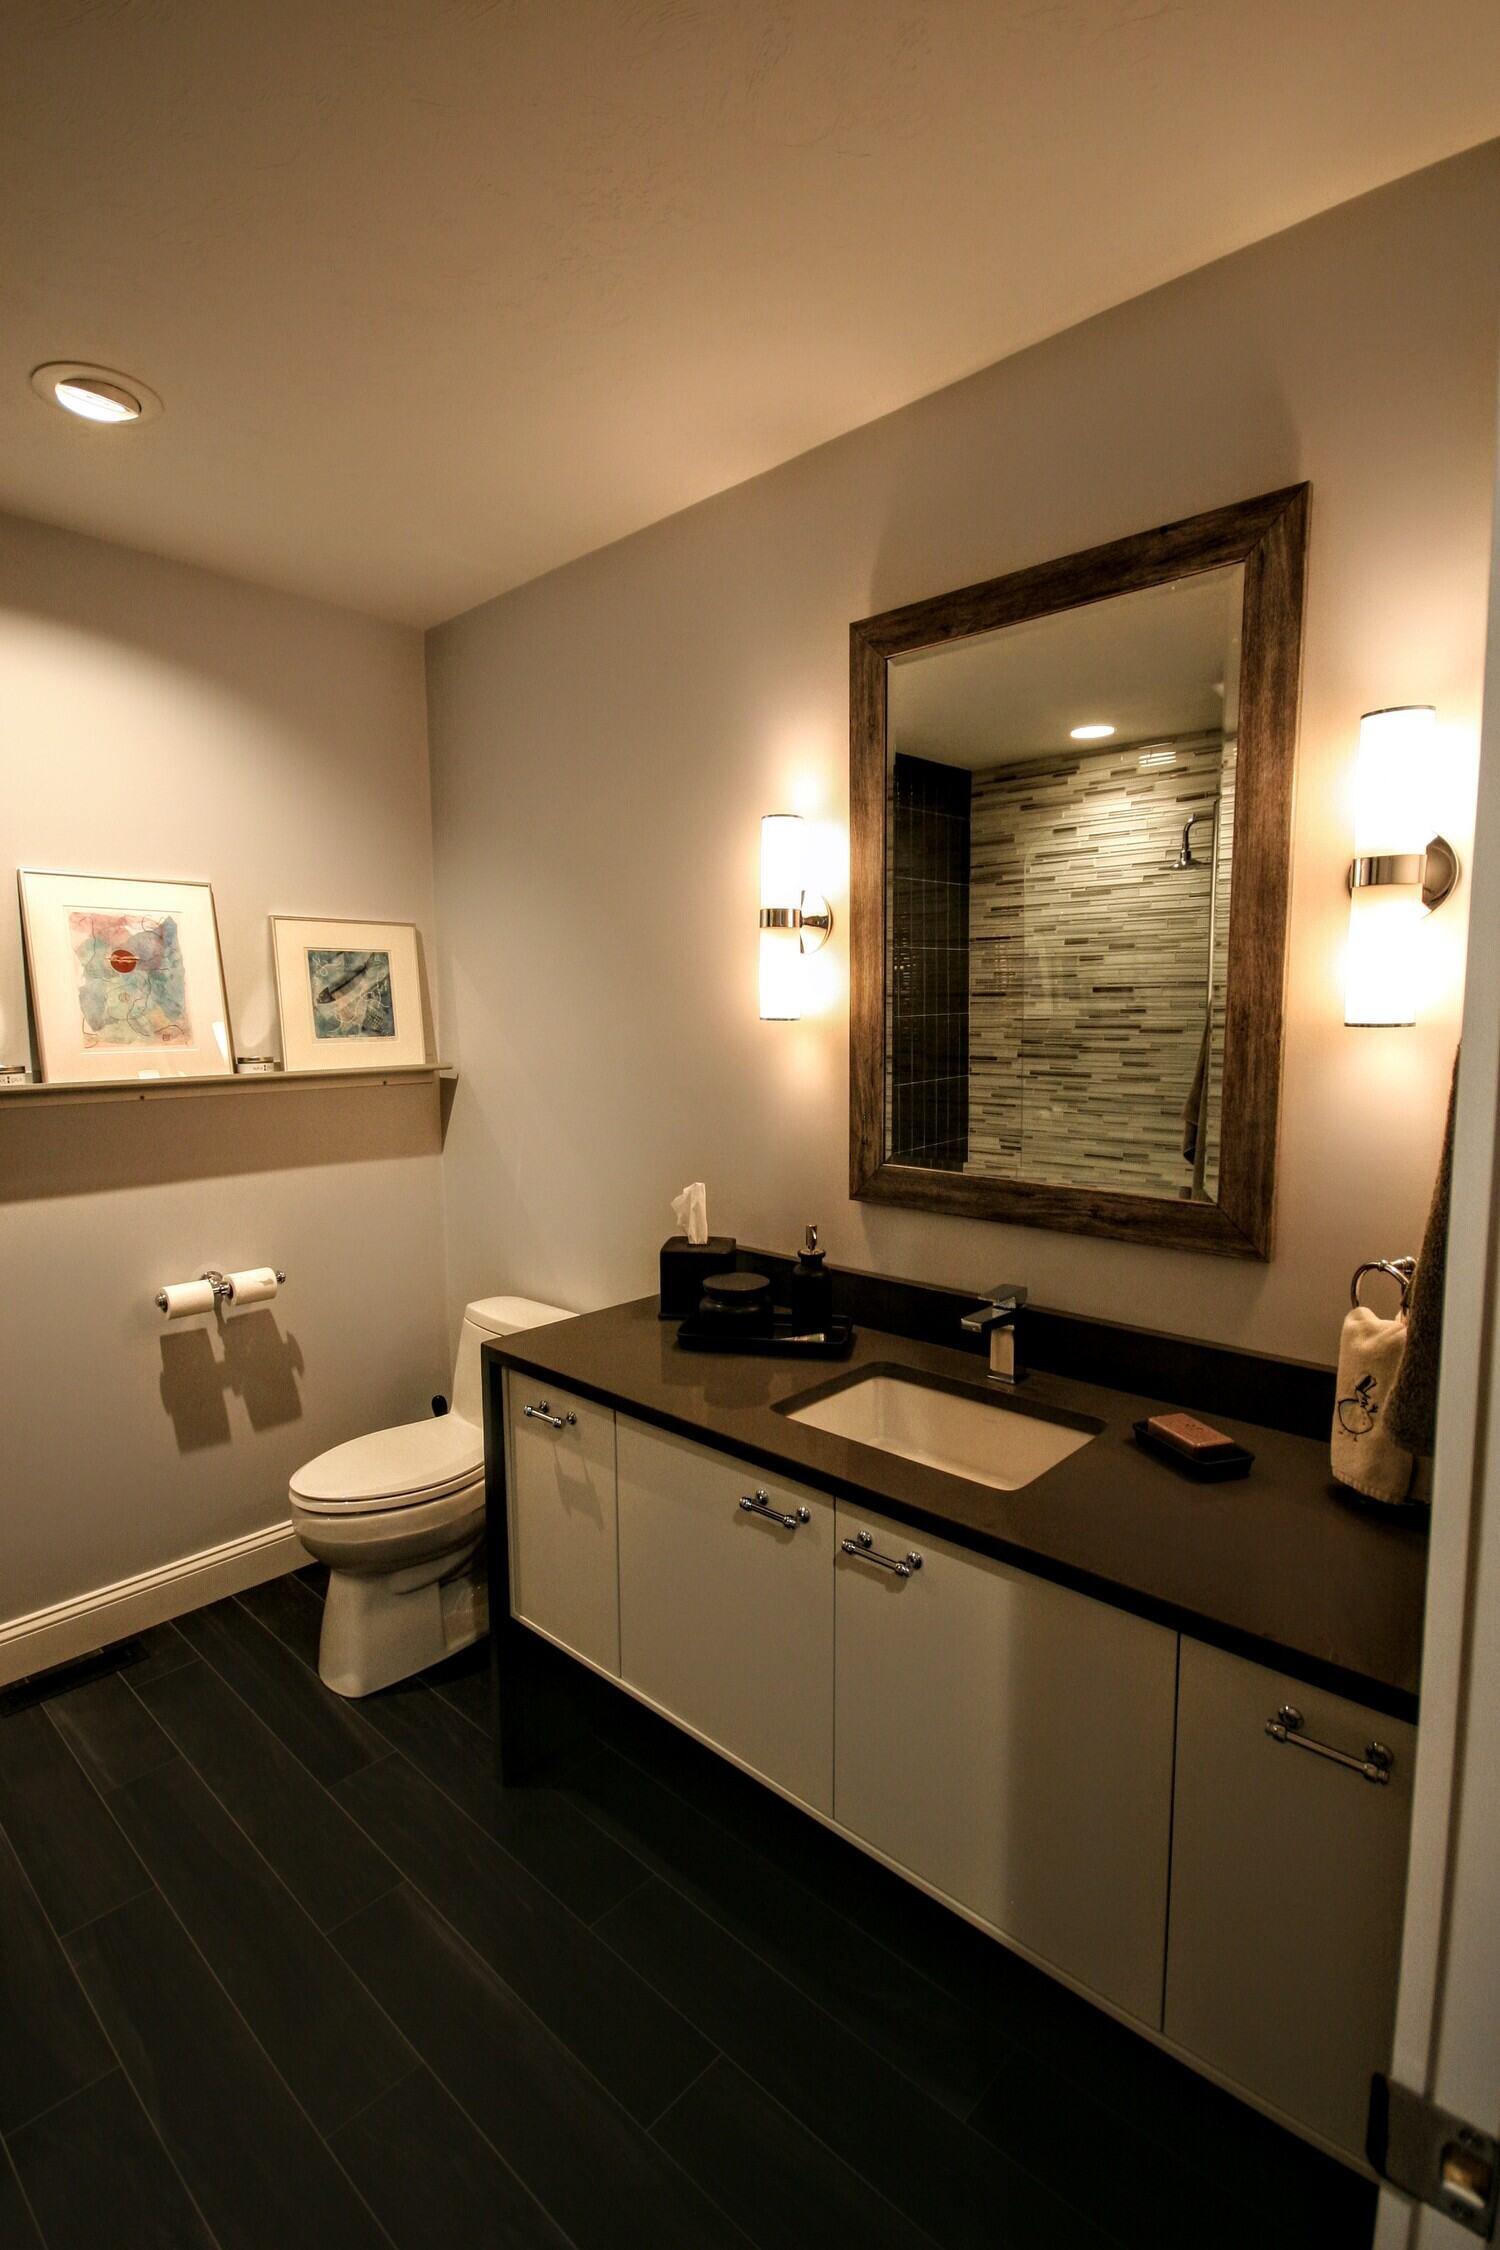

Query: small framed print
[271,917,428,1073]
[18,869,234,1084]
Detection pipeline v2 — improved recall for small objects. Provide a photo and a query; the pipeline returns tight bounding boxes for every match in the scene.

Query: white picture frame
[271,916,428,1073]
[18,868,234,1085]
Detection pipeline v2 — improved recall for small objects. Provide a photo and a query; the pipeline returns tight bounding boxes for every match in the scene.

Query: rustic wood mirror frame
[849,485,1309,1260]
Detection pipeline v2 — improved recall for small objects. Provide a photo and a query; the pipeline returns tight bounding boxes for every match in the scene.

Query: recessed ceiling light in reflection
[1069,723,1115,741]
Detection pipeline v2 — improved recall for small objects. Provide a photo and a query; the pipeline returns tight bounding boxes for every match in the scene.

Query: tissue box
[659,1235,737,1319]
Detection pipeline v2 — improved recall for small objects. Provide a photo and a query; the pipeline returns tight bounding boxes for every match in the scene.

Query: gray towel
[1387,1047,1459,1458]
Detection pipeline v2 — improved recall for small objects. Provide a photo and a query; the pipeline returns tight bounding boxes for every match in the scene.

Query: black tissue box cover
[659,1235,737,1319]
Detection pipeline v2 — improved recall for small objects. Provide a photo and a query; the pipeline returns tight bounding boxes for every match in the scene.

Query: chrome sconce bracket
[759,895,833,952]
[1347,834,1460,912]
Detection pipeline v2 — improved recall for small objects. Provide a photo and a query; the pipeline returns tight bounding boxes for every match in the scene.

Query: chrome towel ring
[1350,1256,1416,1314]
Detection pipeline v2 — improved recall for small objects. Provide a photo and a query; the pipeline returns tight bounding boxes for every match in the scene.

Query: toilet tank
[451,1296,572,1429]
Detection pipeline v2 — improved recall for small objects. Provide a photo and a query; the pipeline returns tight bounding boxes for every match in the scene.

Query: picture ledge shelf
[0,1063,455,1111]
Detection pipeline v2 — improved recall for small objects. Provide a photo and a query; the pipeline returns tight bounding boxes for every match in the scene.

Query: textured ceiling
[2,1,1498,626]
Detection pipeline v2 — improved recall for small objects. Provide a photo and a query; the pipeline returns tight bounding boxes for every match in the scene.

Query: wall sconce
[759,814,832,1020]
[1344,707,1459,1027]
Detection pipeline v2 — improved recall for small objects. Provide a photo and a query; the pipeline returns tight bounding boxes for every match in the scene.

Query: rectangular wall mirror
[850,488,1309,1258]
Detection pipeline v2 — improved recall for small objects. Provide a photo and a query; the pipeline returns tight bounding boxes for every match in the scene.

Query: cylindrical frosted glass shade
[759,926,802,1020]
[760,814,804,913]
[1353,707,1435,856]
[1345,884,1423,1026]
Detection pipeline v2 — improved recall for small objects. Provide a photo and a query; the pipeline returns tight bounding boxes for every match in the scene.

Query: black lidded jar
[698,1269,773,1334]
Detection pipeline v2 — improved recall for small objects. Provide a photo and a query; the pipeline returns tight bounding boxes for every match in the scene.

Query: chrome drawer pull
[739,1491,811,1530]
[523,1400,576,1430]
[841,1530,923,1578]
[1266,1706,1393,1785]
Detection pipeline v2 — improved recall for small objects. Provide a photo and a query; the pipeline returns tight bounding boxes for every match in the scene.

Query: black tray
[1132,1419,1254,1481]
[676,1312,855,1359]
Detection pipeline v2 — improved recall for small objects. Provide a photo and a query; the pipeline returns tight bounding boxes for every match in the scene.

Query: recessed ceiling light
[31,362,163,425]
[1069,723,1115,741]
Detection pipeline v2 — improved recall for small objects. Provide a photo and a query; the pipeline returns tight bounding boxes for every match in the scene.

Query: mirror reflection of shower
[1175,807,1219,870]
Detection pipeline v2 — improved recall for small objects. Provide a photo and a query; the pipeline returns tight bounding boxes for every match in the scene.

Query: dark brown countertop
[486,1297,1428,1719]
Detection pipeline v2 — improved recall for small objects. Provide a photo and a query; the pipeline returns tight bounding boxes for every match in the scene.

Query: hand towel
[1332,1306,1415,1503]
[1387,1047,1459,1459]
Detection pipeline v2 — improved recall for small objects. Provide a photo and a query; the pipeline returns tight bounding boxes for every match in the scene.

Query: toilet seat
[289,1414,483,1515]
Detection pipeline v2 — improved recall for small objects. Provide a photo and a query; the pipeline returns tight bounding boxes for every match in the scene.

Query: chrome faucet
[961,1284,1028,1386]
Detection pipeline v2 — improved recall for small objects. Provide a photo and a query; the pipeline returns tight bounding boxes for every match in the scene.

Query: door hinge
[1369,2075,1499,2239]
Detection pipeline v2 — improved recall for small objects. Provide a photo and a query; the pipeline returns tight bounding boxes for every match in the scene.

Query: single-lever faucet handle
[961,1284,1028,1385]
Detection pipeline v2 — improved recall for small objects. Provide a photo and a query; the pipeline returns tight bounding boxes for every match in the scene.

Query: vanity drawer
[505,1372,619,1675]
[616,1418,834,1814]
[1164,1637,1415,2156]
[834,1503,1176,2025]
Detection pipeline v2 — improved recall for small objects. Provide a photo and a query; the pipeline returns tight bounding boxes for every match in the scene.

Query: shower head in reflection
[1175,807,1220,869]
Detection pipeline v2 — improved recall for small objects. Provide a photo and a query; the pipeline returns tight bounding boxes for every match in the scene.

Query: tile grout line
[1,2130,46,2250]
[640,2053,720,2138]
[0,1789,229,2250]
[44,1664,402,2250]
[0,2062,119,2147]
[648,2053,952,2250]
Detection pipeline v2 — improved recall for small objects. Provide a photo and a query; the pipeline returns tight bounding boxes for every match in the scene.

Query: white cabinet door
[505,1372,619,1674]
[1165,1637,1415,2156]
[834,1502,1176,2026]
[616,1418,834,1813]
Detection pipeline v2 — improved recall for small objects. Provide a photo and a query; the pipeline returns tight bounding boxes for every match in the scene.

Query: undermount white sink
[782,1368,1096,1493]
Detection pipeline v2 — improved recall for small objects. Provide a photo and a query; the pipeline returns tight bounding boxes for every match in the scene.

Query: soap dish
[1132,1419,1254,1481]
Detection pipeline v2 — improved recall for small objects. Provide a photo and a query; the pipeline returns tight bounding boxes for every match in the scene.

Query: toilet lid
[290,1414,484,1512]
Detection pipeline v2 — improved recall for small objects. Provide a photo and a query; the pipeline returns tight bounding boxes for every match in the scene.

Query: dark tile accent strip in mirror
[737,1246,1336,1441]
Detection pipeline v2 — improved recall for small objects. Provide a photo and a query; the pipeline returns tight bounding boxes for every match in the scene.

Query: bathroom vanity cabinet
[499,1363,1413,2164]
[834,1503,1176,2028]
[616,1416,836,1813]
[507,1378,620,1675]
[1165,1637,1416,2154]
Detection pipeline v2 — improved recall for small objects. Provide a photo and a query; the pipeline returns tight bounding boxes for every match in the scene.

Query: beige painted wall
[427,146,1499,1367]
[0,513,449,1628]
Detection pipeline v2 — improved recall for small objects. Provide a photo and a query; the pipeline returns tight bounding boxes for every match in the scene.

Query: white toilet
[289,1295,570,1698]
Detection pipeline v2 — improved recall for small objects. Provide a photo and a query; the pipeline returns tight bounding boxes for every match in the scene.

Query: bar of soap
[1143,1411,1239,1460]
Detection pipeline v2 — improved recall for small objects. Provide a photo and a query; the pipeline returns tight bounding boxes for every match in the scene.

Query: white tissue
[225,1266,280,1307]
[671,1181,709,1245]
[159,1279,217,1320]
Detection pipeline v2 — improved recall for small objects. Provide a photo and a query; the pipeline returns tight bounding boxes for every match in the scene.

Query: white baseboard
[0,1520,307,1688]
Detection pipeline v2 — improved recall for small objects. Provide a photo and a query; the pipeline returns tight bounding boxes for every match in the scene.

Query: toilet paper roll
[159,1278,218,1320]
[224,1266,279,1308]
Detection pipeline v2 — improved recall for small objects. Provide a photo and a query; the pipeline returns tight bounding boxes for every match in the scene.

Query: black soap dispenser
[788,1224,833,1335]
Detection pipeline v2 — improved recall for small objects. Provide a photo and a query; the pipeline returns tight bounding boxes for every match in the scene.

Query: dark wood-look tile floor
[0,1572,1377,2250]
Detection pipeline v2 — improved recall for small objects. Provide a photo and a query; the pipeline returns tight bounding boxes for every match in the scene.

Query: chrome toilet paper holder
[155,1267,287,1314]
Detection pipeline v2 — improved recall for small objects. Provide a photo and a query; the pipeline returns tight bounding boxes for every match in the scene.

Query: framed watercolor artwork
[271,916,428,1072]
[18,869,234,1084]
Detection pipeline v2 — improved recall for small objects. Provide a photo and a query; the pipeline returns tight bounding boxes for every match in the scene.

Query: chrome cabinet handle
[841,1529,923,1578]
[1266,1705,1393,1785]
[523,1400,576,1430]
[739,1490,811,1530]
